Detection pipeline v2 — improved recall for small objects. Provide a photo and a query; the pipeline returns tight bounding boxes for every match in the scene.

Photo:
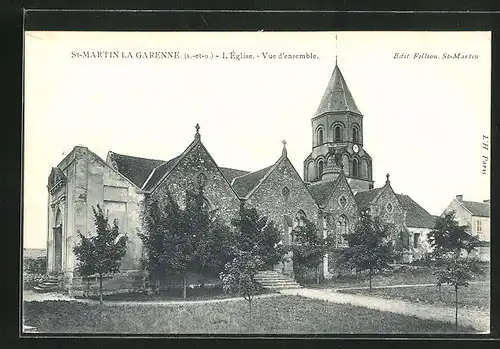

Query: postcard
[22,31,490,335]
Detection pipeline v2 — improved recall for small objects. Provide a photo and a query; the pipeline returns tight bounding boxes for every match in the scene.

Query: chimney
[484,199,490,204]
[456,195,463,202]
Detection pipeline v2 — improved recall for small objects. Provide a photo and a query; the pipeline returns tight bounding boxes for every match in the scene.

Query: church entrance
[53,209,63,272]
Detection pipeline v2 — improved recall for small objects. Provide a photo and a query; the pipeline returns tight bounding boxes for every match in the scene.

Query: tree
[220,250,264,324]
[427,211,480,330]
[291,218,334,284]
[338,212,398,291]
[428,211,479,259]
[73,231,97,297]
[139,189,183,293]
[437,257,482,331]
[73,205,128,304]
[139,189,198,299]
[140,187,234,299]
[231,205,286,269]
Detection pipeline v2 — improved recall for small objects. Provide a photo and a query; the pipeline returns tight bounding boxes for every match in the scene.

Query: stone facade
[150,140,241,228]
[47,146,145,294]
[242,153,319,275]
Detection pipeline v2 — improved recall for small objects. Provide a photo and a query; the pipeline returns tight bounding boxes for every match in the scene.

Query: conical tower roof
[314,63,362,117]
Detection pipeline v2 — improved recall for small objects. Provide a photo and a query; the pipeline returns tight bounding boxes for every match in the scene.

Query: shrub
[24,257,47,275]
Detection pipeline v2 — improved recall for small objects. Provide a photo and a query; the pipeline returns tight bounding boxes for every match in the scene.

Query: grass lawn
[23,295,476,334]
[314,265,490,290]
[339,282,490,310]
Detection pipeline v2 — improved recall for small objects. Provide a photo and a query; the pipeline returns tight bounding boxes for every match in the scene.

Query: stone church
[45,61,437,292]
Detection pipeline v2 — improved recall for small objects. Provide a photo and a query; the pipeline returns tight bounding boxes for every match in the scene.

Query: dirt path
[333,280,489,292]
[23,290,282,305]
[280,288,489,333]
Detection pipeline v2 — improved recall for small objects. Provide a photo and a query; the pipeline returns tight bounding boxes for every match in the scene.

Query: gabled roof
[354,187,383,210]
[396,194,437,229]
[232,164,275,198]
[141,155,182,191]
[108,152,166,188]
[220,167,250,183]
[307,175,343,207]
[461,200,490,217]
[314,63,362,117]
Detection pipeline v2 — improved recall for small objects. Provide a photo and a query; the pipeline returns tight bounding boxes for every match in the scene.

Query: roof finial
[195,123,200,140]
[386,173,390,183]
[335,34,338,65]
[282,140,287,156]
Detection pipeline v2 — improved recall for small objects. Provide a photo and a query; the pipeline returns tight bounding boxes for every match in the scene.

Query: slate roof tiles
[109,152,165,188]
[461,200,490,217]
[315,64,362,117]
[231,165,274,198]
[396,194,437,229]
[307,175,343,207]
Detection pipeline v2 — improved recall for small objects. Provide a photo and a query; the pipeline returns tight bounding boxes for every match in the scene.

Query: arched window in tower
[352,158,359,178]
[352,126,359,143]
[317,127,324,145]
[334,125,342,141]
[361,158,368,179]
[318,160,324,178]
[342,154,350,175]
[307,161,316,182]
[336,215,349,247]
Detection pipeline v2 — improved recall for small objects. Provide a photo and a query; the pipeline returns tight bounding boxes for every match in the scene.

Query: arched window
[307,161,316,182]
[202,197,212,211]
[294,210,307,227]
[197,172,207,188]
[342,154,350,175]
[339,195,347,208]
[352,158,359,178]
[361,158,369,179]
[334,125,342,141]
[55,208,62,227]
[317,128,324,145]
[352,126,359,143]
[318,160,324,177]
[282,187,290,201]
[336,215,349,247]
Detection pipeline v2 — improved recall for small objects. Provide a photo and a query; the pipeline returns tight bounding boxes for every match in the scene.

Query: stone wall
[245,157,319,238]
[407,227,431,261]
[151,141,241,227]
[244,157,319,275]
[321,176,359,276]
[371,185,406,238]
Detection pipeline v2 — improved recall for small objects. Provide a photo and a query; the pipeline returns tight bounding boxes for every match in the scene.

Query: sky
[24,31,491,248]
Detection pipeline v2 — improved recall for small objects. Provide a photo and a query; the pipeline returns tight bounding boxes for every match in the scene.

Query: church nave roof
[107,152,165,188]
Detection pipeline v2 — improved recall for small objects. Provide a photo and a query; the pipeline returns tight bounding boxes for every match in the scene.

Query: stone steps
[33,277,61,293]
[255,271,301,290]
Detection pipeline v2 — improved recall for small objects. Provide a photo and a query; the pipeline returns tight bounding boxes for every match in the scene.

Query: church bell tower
[303,59,374,194]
